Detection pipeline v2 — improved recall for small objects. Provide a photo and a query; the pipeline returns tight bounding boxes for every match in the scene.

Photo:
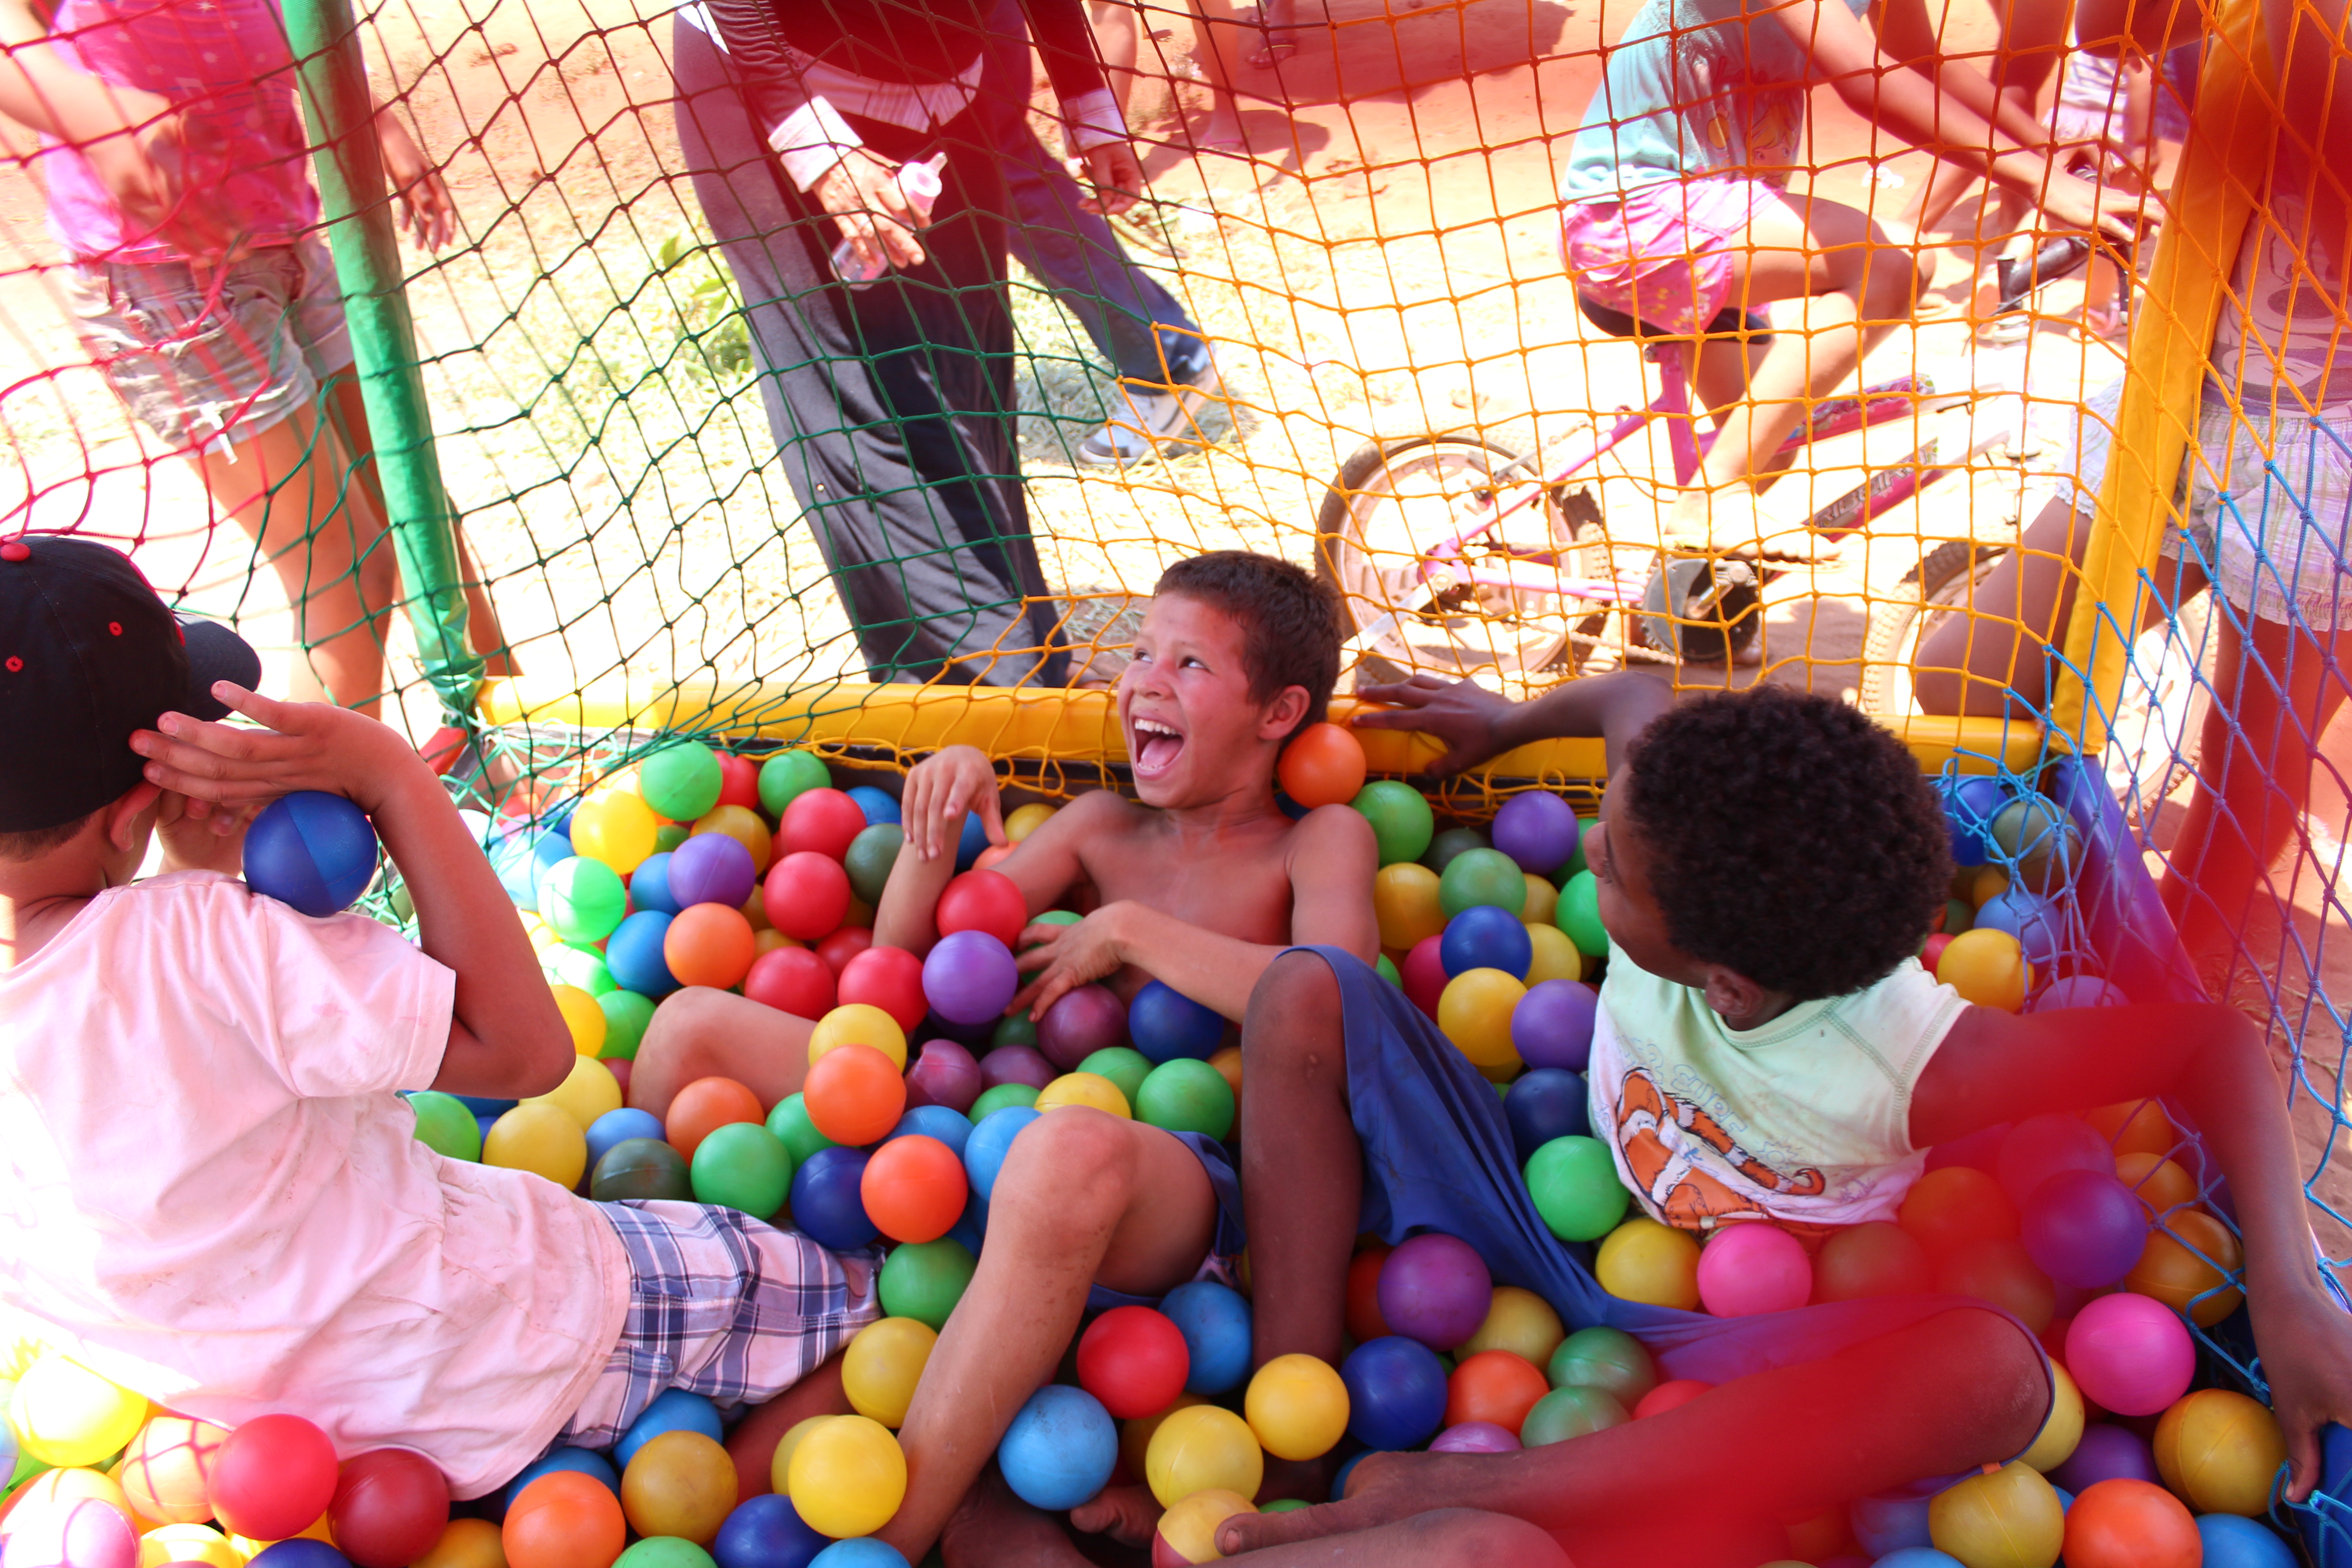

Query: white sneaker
[1076,359,1224,468]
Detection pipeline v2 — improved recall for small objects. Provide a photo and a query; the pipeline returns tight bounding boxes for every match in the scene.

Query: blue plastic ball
[789,1146,876,1251]
[606,910,680,996]
[1329,1451,1367,1502]
[713,1494,828,1568]
[1851,1491,1934,1556]
[2029,975,2130,1012]
[1872,1553,1965,1568]
[962,1106,1038,1203]
[1128,980,1225,1064]
[475,1112,500,1147]
[805,1544,908,1568]
[845,786,902,827]
[491,828,553,909]
[1440,905,1534,980]
[889,1104,974,1160]
[1944,775,2010,867]
[587,1107,668,1175]
[248,1543,349,1568]
[1504,1069,1592,1164]
[614,1388,723,1470]
[456,1094,520,1117]
[1161,1279,1252,1395]
[244,791,379,916]
[1975,889,2063,971]
[631,851,681,915]
[1340,1336,1449,1451]
[2200,1513,2297,1568]
[995,1384,1116,1511]
[494,1446,619,1521]
[956,812,987,871]
[950,1192,988,1254]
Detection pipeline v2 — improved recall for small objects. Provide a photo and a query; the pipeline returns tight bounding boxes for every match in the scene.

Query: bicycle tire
[1859,539,1998,716]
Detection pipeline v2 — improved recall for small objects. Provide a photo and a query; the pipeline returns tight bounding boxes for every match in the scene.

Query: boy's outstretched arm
[1352,671,1674,777]
[1911,1001,2352,1497]
[129,686,572,1099]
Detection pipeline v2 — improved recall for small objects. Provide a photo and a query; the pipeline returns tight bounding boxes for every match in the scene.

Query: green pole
[283,0,482,722]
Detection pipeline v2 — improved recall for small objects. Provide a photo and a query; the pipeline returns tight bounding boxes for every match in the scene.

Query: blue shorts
[1086,1131,1247,1312]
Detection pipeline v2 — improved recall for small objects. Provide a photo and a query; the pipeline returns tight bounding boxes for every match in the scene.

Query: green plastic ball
[1520,1386,1629,1446]
[654,823,691,853]
[1524,1135,1628,1241]
[992,1013,1040,1049]
[1022,909,1082,951]
[614,1540,716,1568]
[1134,1058,1236,1140]
[766,1093,839,1166]
[540,856,627,944]
[550,944,616,996]
[1943,898,1974,936]
[1350,780,1435,867]
[879,1238,977,1330]
[844,823,906,906]
[408,1090,482,1161]
[1421,825,1490,875]
[1077,1047,1152,1107]
[1261,1500,1310,1514]
[598,990,656,1060]
[970,1083,1042,1119]
[1989,796,2082,893]
[759,750,831,818]
[590,1137,692,1201]
[639,743,724,823]
[1545,1326,1656,1404]
[1375,954,1401,989]
[1554,817,1598,884]
[1438,848,1528,918]
[1556,870,1609,958]
[690,1122,793,1219]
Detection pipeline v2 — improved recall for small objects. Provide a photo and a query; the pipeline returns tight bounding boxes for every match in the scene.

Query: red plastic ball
[838,945,928,1033]
[1401,935,1448,1019]
[780,788,867,862]
[1076,1306,1191,1421]
[714,754,760,811]
[936,869,1028,950]
[329,1449,451,1568]
[744,946,837,1019]
[1445,1351,1548,1434]
[1921,932,1954,971]
[860,1133,969,1243]
[804,1044,907,1147]
[763,852,852,942]
[1346,1246,1394,1344]
[208,1413,339,1543]
[2062,1478,2200,1568]
[817,926,874,976]
[1632,1379,1712,1419]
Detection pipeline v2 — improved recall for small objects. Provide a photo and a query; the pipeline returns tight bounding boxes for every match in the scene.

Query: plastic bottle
[830,153,946,288]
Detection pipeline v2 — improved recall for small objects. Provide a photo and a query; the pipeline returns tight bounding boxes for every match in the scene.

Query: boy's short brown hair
[1154,552,1344,740]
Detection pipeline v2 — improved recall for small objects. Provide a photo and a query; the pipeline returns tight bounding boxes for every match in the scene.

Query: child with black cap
[0,535,876,1499]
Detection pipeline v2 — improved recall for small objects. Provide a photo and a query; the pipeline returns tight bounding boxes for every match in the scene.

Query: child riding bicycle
[1557,0,2153,560]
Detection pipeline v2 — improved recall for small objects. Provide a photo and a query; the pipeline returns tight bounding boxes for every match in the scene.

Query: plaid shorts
[557,1201,882,1449]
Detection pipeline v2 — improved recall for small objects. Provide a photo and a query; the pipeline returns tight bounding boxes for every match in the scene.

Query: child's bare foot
[941,1470,1088,1568]
[1188,104,1248,155]
[1068,1482,1162,1545]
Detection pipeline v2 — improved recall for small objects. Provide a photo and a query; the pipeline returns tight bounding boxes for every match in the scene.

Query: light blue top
[1558,0,1870,204]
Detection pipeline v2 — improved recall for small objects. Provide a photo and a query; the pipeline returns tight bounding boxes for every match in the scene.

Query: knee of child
[354,534,400,610]
[1242,950,1343,1060]
[1408,1510,1572,1568]
[995,1107,1137,1218]
[1934,1305,2050,1441]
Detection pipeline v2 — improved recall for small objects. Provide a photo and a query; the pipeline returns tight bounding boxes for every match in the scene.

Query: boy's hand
[2028,167,2155,249]
[813,147,925,272]
[153,790,253,876]
[1351,674,1512,775]
[377,112,454,251]
[128,682,419,814]
[1009,904,1127,1019]
[84,107,235,261]
[2253,1284,2352,1500]
[900,745,1004,864]
[1077,141,1143,216]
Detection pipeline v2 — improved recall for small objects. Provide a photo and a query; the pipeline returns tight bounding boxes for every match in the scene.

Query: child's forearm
[1492,672,1674,774]
[0,0,155,141]
[2179,1014,2331,1305]
[1099,902,1286,1021]
[873,841,956,955]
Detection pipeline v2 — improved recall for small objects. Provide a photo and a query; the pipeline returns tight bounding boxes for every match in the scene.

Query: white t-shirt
[1588,955,1967,1239]
[0,872,632,1498]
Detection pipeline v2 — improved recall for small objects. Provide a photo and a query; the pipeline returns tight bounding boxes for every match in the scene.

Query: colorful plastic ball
[993,1385,1116,1513]
[901,1040,982,1115]
[859,1134,966,1244]
[1544,1325,1656,1405]
[598,991,657,1061]
[1928,1462,2064,1568]
[407,1091,482,1161]
[929,869,1024,951]
[689,1122,793,1219]
[591,1137,692,1202]
[1491,793,1579,874]
[1523,1135,1626,1242]
[807,1004,907,1070]
[2053,1425,2161,1493]
[2021,1169,2147,1289]
[760,1096,835,1170]
[1595,1217,1700,1310]
[2154,1390,2286,1517]
[1937,929,2029,1011]
[1035,1073,1130,1119]
[1695,1223,1811,1317]
[119,1416,228,1525]
[1036,985,1127,1071]
[569,791,659,878]
[1439,906,1534,982]
[1998,1115,2115,1208]
[980,1043,1055,1089]
[1936,1237,2056,1332]
[532,1055,624,1132]
[2018,1363,2086,1475]
[755,853,845,946]
[840,1318,937,1431]
[618,1431,735,1547]
[243,1546,345,1568]
[2068,1293,2195,1416]
[778,789,865,865]
[636,745,722,823]
[1852,1493,1936,1557]
[551,985,609,1058]
[1421,825,1490,874]
[606,911,680,998]
[140,1521,245,1568]
[782,1417,904,1540]
[328,1450,448,1568]
[919,931,1018,1028]
[1154,1488,1255,1567]
[712,1495,826,1568]
[206,1414,338,1544]
[1400,935,1448,1019]
[1352,780,1435,866]
[887,1103,972,1157]
[1372,863,1447,954]
[2034,976,2131,1012]
[4,1492,138,1568]
[960,1104,1038,1203]
[841,785,899,827]
[1443,1349,1548,1436]
[1522,922,1582,986]
[1161,1280,1254,1396]
[612,1542,714,1568]
[629,852,681,917]
[694,804,775,875]
[1554,871,1607,958]
[540,858,627,945]
[1503,1070,1590,1163]
[1455,1287,1563,1369]
[1377,1233,1492,1351]
[1128,982,1225,1064]
[1276,723,1367,808]
[1076,1307,1191,1421]
[1989,796,2082,894]
[2063,1477,2199,1568]
[1975,885,2062,966]
[661,1075,760,1161]
[802,1546,904,1568]
[1511,980,1597,1073]
[739,948,833,1023]
[669,832,759,914]
[1429,1421,1521,1455]
[789,1147,877,1252]
[1438,848,1527,918]
[496,1453,619,1530]
[833,946,924,1034]
[802,1044,906,1147]
[1813,1221,1931,1302]
[243,792,379,916]
[1632,1379,1711,1419]
[1898,1165,2021,1256]
[1521,1386,1628,1447]
[838,824,902,909]
[1339,1338,1448,1451]
[2128,1210,2244,1326]
[877,1238,975,1330]
[2195,1514,2297,1568]
[485,1102,588,1188]
[1075,1048,1152,1108]
[1134,1058,1236,1142]
[1436,968,1525,1073]
[1145,1406,1262,1509]
[968,1083,1039,1119]
[758,752,829,819]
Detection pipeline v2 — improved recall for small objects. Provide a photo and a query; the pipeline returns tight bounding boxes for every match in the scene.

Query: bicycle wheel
[1315,435,1603,686]
[1859,539,2005,716]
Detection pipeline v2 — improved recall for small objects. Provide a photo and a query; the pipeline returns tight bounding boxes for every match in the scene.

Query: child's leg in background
[630,987,815,1118]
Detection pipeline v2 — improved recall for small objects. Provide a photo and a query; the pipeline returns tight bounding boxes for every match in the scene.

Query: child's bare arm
[1911,1002,2352,1496]
[874,746,1094,953]
[1353,671,1674,776]
[128,685,572,1098]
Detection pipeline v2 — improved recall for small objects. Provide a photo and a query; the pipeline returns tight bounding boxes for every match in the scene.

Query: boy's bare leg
[879,1110,1216,1562]
[1247,0,1303,67]
[1175,0,1248,151]
[1088,0,1142,122]
[723,1352,854,1500]
[629,986,816,1118]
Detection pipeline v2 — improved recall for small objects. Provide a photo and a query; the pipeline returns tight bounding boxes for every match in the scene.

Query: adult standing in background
[672,0,1143,686]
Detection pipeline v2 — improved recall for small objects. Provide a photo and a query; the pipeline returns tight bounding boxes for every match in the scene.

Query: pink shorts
[1560,177,1789,337]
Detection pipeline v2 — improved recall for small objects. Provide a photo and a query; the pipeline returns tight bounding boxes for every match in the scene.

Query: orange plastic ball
[804,1043,907,1147]
[501,1471,624,1568]
[1936,928,2028,1011]
[618,1430,735,1545]
[663,903,757,990]
[1208,1046,1243,1116]
[2116,1152,2198,1219]
[693,804,774,874]
[2087,1099,2178,1160]
[415,1518,506,1568]
[1445,1350,1549,1435]
[2061,1478,2200,1568]
[1276,723,1368,810]
[665,1076,764,1160]
[119,1415,228,1524]
[1897,1165,2019,1257]
[860,1134,969,1244]
[2127,1208,2244,1326]
[2154,1388,2288,1517]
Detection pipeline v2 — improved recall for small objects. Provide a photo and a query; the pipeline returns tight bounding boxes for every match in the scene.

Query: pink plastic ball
[1695,1222,1812,1317]
[2065,1292,2195,1416]
[3,1497,138,1568]
[1428,1421,1521,1455]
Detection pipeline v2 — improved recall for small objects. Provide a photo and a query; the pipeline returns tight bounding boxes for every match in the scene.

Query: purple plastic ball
[1375,1232,1492,1352]
[906,1039,984,1113]
[666,830,757,911]
[1512,980,1597,1073]
[2048,1423,2160,1493]
[979,1045,1057,1092]
[3,1497,138,1568]
[2029,976,2130,1012]
[1997,1113,2115,1207]
[2021,1168,2149,1288]
[1036,983,1127,1070]
[1491,792,1581,874]
[923,930,1019,1025]
[1428,1421,1521,1455]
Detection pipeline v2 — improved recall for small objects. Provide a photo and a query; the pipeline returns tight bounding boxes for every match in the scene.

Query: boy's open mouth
[1132,715,1186,777]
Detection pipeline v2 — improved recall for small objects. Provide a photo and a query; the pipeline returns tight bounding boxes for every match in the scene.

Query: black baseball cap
[0,534,262,833]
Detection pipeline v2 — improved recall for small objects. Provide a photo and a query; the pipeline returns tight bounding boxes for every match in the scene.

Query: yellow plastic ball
[1436,968,1526,1072]
[1927,1461,2063,1568]
[1970,866,2011,908]
[1460,1286,1566,1367]
[1523,922,1583,985]
[785,1416,907,1539]
[1005,803,1058,841]
[1036,1073,1132,1119]
[412,1518,504,1568]
[2017,1363,2084,1474]
[12,1357,147,1467]
[1243,1354,1349,1462]
[754,928,800,957]
[1519,874,1558,928]
[2154,1388,2287,1516]
[14,1469,133,1532]
[225,1511,332,1558]
[519,912,564,956]
[1372,864,1446,952]
[483,1102,588,1188]
[1145,1405,1264,1509]
[569,790,659,876]
[1937,929,2028,1012]
[692,804,773,874]
[141,1524,243,1568]
[620,1429,737,1546]
[550,985,608,1057]
[1120,1396,1210,1484]
[769,1414,833,1496]
[808,1004,908,1070]
[1156,1488,1255,1564]
[741,889,772,932]
[2127,1209,2244,1326]
[843,1317,938,1429]
[1594,1217,1700,1311]
[528,1055,623,1131]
